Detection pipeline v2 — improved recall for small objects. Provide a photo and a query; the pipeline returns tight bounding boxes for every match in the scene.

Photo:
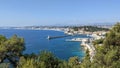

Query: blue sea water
[0,29,89,60]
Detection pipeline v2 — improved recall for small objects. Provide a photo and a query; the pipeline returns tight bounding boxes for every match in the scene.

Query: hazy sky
[0,0,120,26]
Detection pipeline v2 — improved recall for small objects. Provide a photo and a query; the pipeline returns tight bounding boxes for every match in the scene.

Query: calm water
[0,29,89,60]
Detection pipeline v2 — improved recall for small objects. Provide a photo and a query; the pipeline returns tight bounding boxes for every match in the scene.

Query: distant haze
[0,0,120,26]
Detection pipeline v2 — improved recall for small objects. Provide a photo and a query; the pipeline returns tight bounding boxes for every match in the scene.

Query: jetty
[65,38,89,42]
[47,35,71,40]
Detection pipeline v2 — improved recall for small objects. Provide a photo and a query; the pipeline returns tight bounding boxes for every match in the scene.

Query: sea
[0,29,89,60]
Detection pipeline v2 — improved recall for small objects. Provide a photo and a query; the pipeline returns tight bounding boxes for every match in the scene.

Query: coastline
[81,42,96,61]
[66,37,96,61]
[0,28,94,61]
[0,29,85,60]
[0,28,65,32]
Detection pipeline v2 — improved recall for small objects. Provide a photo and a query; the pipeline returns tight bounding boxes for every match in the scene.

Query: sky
[0,0,120,26]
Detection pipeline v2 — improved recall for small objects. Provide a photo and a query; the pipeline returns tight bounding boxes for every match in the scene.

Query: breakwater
[47,35,71,40]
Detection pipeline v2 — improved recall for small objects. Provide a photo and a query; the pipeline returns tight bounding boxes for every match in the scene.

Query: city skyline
[0,0,120,26]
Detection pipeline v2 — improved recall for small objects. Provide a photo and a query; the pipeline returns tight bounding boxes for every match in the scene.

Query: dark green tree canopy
[0,34,25,67]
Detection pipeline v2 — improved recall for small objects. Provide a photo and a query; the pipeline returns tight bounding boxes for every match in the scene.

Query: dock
[65,38,89,42]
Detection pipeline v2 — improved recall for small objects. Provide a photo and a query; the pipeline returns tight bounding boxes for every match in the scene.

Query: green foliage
[17,52,82,68]
[58,61,68,68]
[93,38,104,45]
[104,23,120,47]
[6,35,25,54]
[37,51,61,68]
[0,35,7,62]
[68,56,80,68]
[93,38,104,48]
[79,23,120,68]
[0,34,25,67]
[0,63,9,68]
[80,49,91,68]
[17,51,62,68]
[73,27,79,31]
[17,57,36,68]
[92,23,120,68]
